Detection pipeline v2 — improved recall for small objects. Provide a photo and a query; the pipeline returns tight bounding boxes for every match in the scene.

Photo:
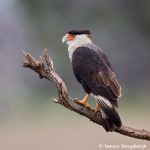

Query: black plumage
[68,30,91,35]
[72,46,122,131]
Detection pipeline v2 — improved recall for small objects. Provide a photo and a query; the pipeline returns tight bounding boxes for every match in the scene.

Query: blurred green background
[0,0,150,149]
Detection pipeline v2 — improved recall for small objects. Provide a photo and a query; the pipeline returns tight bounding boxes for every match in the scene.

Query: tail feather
[93,95,122,132]
[100,109,115,132]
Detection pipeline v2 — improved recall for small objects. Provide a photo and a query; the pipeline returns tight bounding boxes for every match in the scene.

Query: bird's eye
[67,34,75,41]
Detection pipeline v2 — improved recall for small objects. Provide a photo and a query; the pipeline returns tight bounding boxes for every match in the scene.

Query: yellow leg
[95,102,100,113]
[74,94,90,108]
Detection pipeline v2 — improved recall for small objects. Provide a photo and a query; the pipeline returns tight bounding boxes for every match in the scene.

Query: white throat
[67,34,92,61]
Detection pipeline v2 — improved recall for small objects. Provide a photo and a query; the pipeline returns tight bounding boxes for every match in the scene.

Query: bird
[62,30,122,132]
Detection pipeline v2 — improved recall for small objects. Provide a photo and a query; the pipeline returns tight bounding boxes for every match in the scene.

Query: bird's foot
[74,99,90,109]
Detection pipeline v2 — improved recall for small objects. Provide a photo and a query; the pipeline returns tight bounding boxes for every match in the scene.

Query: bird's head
[62,30,92,46]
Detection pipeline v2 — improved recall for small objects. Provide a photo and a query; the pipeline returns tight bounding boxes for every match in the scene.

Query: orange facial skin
[67,33,75,41]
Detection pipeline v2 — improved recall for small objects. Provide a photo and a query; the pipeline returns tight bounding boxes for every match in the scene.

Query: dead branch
[22,49,150,141]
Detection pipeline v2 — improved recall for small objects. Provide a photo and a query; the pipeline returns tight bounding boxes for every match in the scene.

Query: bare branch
[22,49,150,141]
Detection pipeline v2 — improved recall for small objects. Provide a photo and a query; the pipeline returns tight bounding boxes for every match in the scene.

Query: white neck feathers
[67,34,92,61]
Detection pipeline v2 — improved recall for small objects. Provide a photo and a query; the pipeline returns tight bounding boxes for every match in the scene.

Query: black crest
[68,30,91,35]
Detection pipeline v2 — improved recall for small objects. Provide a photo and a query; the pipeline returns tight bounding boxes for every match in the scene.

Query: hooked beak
[62,33,75,44]
[62,34,68,43]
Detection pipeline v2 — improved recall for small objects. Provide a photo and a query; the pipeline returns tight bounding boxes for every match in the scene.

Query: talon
[74,94,90,109]
[75,100,90,108]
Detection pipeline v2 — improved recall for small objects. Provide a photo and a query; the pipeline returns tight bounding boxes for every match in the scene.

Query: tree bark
[22,49,150,141]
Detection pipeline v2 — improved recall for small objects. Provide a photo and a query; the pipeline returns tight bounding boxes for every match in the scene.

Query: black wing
[72,46,121,106]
